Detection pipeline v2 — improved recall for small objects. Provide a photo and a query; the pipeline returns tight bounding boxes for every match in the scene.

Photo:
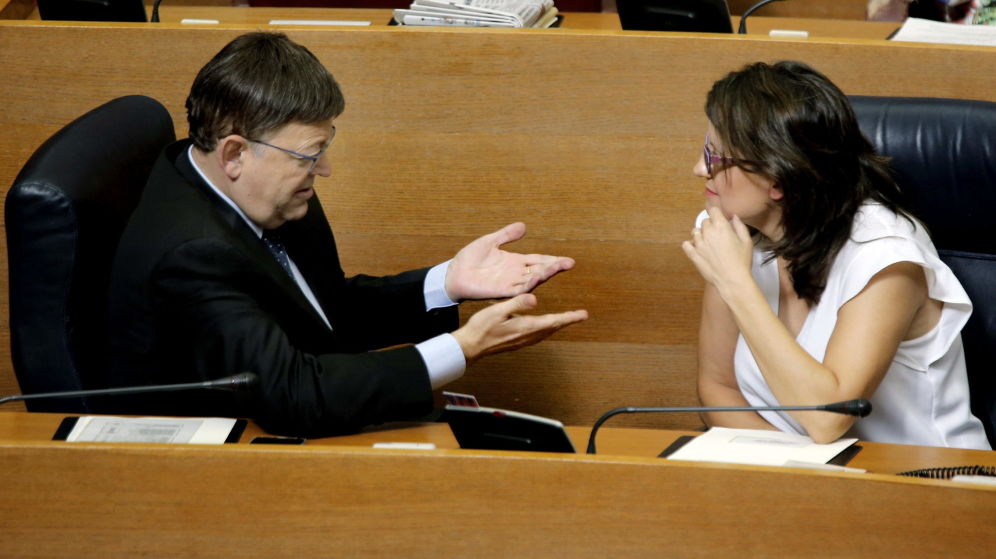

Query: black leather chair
[5,95,175,412]
[852,96,996,447]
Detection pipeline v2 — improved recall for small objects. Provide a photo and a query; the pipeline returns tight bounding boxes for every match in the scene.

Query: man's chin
[278,201,312,224]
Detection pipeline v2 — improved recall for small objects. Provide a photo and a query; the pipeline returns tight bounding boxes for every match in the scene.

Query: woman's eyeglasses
[703,134,756,176]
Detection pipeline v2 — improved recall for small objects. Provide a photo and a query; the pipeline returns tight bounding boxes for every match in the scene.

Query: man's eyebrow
[300,137,328,152]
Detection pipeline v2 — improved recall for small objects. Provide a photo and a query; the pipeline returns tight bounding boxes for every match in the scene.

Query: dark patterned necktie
[261,230,293,277]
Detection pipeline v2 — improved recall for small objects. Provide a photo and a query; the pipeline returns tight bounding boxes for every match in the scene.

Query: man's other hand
[451,294,588,364]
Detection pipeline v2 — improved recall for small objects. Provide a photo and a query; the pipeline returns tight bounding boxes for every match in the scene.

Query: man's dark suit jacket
[105,140,458,437]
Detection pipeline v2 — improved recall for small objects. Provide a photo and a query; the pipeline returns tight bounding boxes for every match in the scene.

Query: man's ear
[218,136,248,180]
[769,184,784,201]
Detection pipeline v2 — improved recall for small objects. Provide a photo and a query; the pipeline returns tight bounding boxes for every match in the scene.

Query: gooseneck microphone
[0,372,258,406]
[738,0,787,34]
[585,398,872,454]
[151,0,164,22]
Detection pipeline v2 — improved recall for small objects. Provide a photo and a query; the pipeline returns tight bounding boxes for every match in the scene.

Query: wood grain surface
[1,21,993,428]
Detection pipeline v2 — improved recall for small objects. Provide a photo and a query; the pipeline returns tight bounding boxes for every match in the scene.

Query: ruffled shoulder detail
[849,203,918,243]
[831,203,972,369]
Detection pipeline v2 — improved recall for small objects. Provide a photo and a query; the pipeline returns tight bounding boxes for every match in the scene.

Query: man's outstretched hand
[445,223,575,302]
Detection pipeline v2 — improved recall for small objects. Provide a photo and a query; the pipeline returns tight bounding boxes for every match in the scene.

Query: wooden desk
[7,3,621,29]
[0,411,993,557]
[735,15,898,39]
[5,410,994,474]
[4,3,902,39]
[150,9,901,39]
[331,422,996,475]
[150,7,625,30]
[0,0,877,22]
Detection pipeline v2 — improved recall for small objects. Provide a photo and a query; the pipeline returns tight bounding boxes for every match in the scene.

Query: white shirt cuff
[424,260,458,311]
[416,333,466,390]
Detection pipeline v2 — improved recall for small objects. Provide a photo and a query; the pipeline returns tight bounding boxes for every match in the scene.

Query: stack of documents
[666,427,859,469]
[393,0,559,28]
[889,17,996,47]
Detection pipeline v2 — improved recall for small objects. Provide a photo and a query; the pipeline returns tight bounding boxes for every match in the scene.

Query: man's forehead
[268,120,334,143]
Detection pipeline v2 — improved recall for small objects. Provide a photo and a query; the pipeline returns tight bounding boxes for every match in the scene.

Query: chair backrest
[851,95,996,447]
[5,95,175,412]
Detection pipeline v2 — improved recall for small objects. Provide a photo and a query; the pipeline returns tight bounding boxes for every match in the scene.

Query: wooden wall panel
[1,23,993,427]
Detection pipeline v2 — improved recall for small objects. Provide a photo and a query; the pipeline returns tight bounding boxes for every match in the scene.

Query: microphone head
[209,372,259,390]
[852,398,872,417]
[823,399,872,417]
[231,372,259,389]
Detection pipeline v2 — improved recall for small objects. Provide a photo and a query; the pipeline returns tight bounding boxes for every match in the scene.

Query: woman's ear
[769,184,784,201]
[218,136,248,180]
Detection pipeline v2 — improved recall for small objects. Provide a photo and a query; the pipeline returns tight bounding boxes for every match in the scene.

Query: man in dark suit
[105,32,587,437]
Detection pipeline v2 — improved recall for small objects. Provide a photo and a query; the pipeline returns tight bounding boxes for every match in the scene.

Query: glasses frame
[248,125,336,174]
[703,133,756,177]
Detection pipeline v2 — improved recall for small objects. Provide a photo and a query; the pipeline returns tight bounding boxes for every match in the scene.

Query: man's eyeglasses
[248,125,336,174]
[703,134,755,177]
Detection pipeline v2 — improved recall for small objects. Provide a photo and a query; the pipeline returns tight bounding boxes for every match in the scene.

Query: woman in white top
[682,61,989,449]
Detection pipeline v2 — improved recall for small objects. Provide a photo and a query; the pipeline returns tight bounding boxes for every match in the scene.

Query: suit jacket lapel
[279,195,346,326]
[172,145,337,335]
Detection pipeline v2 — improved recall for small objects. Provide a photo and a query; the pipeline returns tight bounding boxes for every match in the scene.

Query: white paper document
[65,416,239,444]
[394,0,557,28]
[890,17,996,47]
[666,427,857,467]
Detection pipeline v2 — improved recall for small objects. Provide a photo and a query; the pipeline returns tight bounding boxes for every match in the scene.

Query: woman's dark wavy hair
[706,60,912,304]
[186,32,345,151]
